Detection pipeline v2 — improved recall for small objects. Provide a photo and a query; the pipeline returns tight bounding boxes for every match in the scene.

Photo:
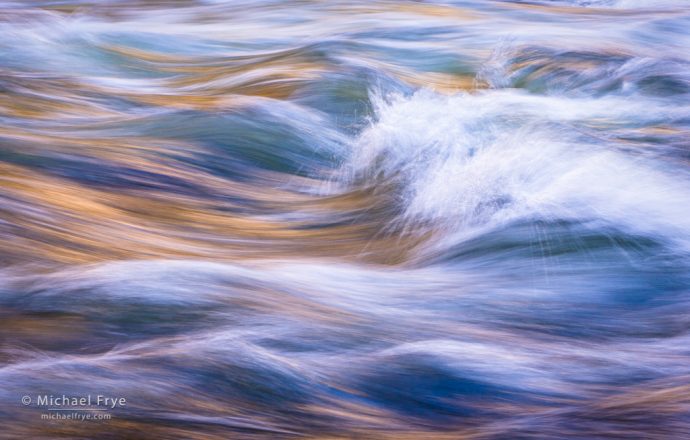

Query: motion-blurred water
[1,1,690,438]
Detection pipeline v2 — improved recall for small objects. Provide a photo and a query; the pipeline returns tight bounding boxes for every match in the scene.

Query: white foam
[347,89,690,248]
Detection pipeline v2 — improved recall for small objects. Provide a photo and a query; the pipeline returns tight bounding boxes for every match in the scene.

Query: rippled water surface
[2,1,690,438]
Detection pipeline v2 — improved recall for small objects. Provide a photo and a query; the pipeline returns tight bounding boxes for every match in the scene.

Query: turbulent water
[1,1,690,438]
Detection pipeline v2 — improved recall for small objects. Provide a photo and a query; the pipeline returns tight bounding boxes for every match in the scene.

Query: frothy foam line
[346,89,690,250]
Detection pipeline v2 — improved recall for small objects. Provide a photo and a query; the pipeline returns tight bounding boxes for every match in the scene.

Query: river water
[1,1,690,438]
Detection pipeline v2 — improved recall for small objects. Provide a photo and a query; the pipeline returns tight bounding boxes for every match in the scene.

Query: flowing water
[1,1,690,438]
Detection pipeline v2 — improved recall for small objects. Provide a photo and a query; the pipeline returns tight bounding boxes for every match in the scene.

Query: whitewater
[1,1,689,438]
